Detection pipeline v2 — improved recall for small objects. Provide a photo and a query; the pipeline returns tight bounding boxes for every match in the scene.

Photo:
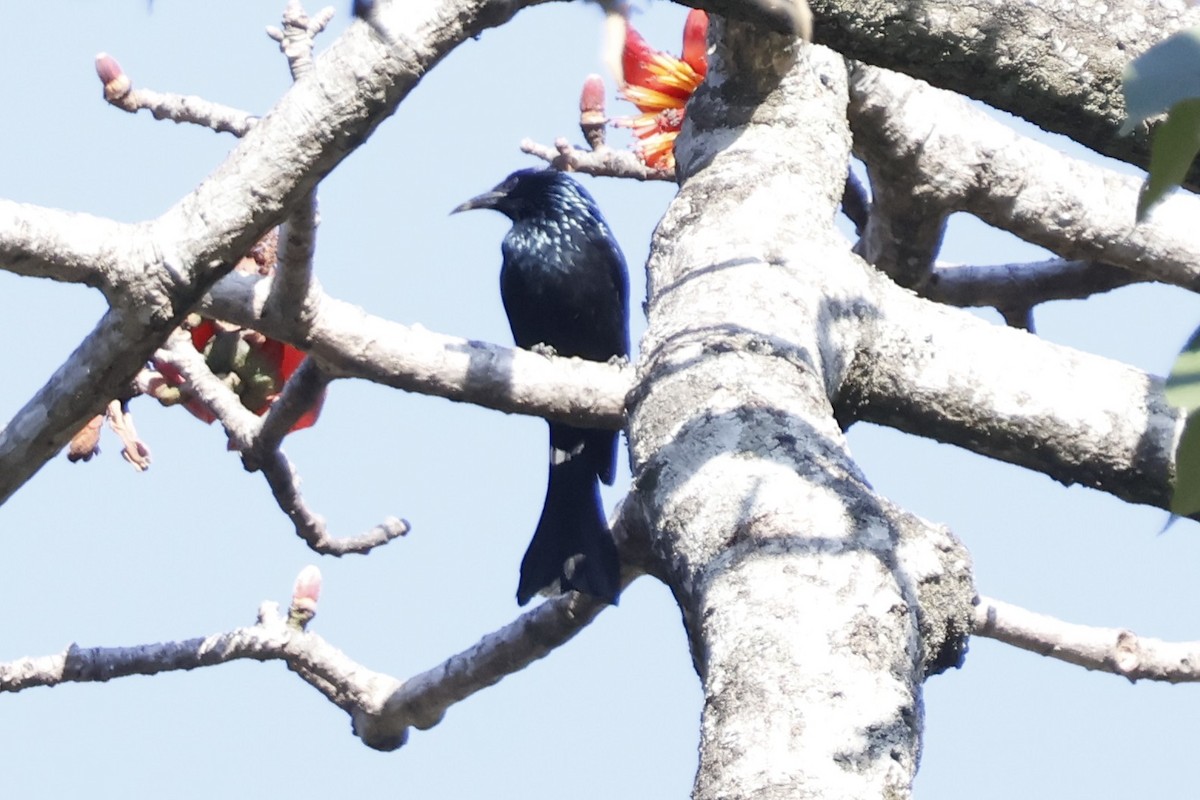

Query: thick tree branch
[841,267,1182,510]
[0,297,212,506]
[924,259,1143,309]
[973,595,1200,683]
[0,201,137,292]
[266,195,319,331]
[812,0,1200,179]
[202,271,631,429]
[849,64,1200,293]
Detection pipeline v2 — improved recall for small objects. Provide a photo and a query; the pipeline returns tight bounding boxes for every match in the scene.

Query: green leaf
[1122,26,1200,133]
[1166,324,1200,412]
[1172,412,1200,515]
[1137,98,1200,219]
[1167,327,1200,516]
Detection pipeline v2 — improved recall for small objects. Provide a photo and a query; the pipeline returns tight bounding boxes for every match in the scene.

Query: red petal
[257,337,285,372]
[279,344,306,382]
[621,17,702,105]
[190,319,216,352]
[621,22,658,88]
[681,10,709,77]
[289,388,326,432]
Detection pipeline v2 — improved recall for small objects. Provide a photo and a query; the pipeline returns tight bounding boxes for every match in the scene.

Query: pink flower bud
[292,565,322,604]
[579,74,608,151]
[580,73,606,115]
[287,565,322,630]
[95,53,131,102]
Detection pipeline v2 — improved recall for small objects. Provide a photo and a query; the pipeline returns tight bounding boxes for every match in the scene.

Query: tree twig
[267,2,337,80]
[95,53,257,137]
[520,137,672,181]
[251,357,331,457]
[973,595,1200,683]
[150,332,402,555]
[257,448,409,556]
[151,331,263,448]
[0,541,641,750]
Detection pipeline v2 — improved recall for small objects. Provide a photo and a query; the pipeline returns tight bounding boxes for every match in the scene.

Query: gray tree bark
[628,22,973,798]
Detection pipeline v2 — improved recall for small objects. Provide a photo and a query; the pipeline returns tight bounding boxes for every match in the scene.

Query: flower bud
[95,53,131,102]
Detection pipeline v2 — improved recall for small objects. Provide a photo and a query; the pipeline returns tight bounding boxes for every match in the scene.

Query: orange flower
[616,10,708,170]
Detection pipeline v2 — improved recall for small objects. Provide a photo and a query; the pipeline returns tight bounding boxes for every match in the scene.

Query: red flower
[153,232,323,435]
[616,10,708,170]
[184,319,323,432]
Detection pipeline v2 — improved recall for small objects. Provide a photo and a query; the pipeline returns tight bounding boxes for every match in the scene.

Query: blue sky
[2,2,1198,798]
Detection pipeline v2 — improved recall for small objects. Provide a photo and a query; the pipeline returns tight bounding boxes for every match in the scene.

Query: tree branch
[201,271,631,430]
[151,331,263,450]
[813,0,1200,180]
[257,448,409,556]
[973,595,1200,683]
[267,2,337,80]
[0,510,644,750]
[95,53,257,137]
[849,64,1200,293]
[0,602,397,714]
[150,331,404,556]
[0,200,136,292]
[520,137,674,181]
[251,357,331,455]
[841,267,1181,510]
[924,259,1143,309]
[629,29,973,798]
[266,194,319,331]
[362,586,616,748]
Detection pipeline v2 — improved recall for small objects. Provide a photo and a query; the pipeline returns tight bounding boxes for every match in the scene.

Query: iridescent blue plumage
[454,169,629,605]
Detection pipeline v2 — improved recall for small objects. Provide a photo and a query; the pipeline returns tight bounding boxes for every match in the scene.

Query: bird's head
[451,168,590,222]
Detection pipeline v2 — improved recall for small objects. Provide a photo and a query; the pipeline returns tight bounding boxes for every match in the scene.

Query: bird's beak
[451,190,505,215]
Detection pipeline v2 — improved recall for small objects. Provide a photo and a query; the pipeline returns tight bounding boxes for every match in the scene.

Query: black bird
[453,168,629,606]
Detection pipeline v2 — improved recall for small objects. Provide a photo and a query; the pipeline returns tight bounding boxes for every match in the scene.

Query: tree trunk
[627,22,975,798]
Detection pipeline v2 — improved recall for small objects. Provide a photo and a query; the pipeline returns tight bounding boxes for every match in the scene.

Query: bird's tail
[516,447,621,606]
